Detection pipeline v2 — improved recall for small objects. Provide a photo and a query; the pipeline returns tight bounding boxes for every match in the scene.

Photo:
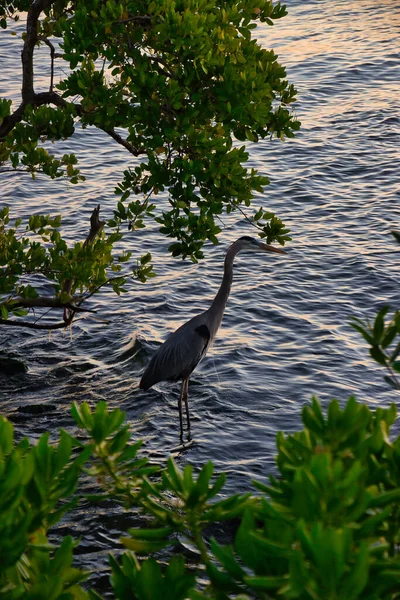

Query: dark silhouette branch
[22,0,55,102]
[118,15,152,26]
[61,204,105,323]
[38,36,56,92]
[9,297,91,312]
[85,203,105,247]
[0,316,81,330]
[149,55,176,79]
[99,126,145,156]
[62,204,105,298]
[0,101,29,140]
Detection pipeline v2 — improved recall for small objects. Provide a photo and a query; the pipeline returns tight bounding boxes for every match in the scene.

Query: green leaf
[121,536,173,554]
[368,487,400,508]
[350,321,374,346]
[392,361,400,373]
[373,306,390,343]
[244,575,286,590]
[164,458,184,493]
[127,526,173,541]
[342,542,369,598]
[381,326,397,349]
[210,538,247,580]
[369,346,387,366]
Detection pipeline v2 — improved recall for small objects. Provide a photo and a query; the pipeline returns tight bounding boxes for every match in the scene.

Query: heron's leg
[178,379,185,436]
[183,378,190,430]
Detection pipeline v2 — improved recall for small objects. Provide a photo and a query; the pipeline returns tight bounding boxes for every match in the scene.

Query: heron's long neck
[208,244,238,326]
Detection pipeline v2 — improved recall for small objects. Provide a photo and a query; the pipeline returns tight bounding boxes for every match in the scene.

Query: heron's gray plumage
[139,236,286,436]
[140,315,210,390]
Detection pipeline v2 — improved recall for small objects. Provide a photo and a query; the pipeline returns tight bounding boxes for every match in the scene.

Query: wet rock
[0,354,28,375]
[17,403,57,414]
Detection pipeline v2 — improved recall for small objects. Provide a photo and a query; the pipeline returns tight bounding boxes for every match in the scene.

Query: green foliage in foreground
[1,397,400,599]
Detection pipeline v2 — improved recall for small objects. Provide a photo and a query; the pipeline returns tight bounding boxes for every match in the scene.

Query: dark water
[1,0,399,587]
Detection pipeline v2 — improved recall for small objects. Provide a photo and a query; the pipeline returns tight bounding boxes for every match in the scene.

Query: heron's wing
[140,317,210,390]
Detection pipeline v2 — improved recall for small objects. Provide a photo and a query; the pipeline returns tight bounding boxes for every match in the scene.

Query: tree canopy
[0,0,299,329]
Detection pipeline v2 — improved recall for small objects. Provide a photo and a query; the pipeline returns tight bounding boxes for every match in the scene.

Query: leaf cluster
[350,232,400,390]
[0,415,91,599]
[114,397,400,600]
[351,230,400,390]
[1,104,84,183]
[352,307,400,390]
[242,397,400,599]
[1,0,299,264]
[3,396,400,598]
[0,206,154,322]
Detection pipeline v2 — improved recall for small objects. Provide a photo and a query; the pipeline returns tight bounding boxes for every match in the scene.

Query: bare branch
[22,0,55,103]
[0,316,81,330]
[38,36,56,92]
[149,55,176,79]
[99,126,145,156]
[9,297,91,312]
[61,204,105,322]
[0,168,31,174]
[84,204,105,246]
[118,15,152,26]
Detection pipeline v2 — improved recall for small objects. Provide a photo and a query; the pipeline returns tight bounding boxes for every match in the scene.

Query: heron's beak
[259,243,286,254]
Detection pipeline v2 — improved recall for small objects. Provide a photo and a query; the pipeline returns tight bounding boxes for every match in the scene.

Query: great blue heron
[140,236,286,435]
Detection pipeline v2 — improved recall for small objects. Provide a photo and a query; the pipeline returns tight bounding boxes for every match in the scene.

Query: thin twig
[99,127,145,156]
[118,15,152,25]
[149,55,176,79]
[129,187,154,230]
[386,362,400,390]
[38,36,56,92]
[234,202,264,234]
[76,275,130,306]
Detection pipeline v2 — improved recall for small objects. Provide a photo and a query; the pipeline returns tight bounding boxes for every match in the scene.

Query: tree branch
[38,36,56,92]
[0,1,148,161]
[118,15,152,26]
[61,204,105,322]
[149,55,176,79]
[0,92,82,141]
[22,0,55,103]
[9,297,91,312]
[99,127,145,156]
[84,203,105,247]
[0,0,80,141]
[1,206,102,331]
[0,316,81,330]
